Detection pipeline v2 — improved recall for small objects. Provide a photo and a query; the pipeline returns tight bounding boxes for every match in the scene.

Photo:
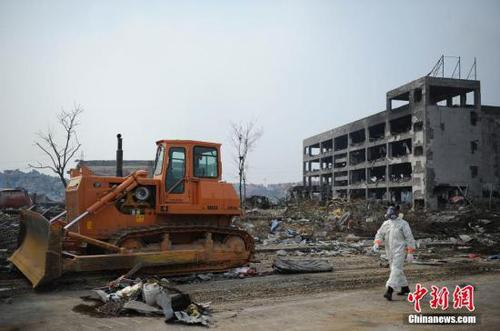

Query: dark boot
[384,286,394,301]
[397,286,410,296]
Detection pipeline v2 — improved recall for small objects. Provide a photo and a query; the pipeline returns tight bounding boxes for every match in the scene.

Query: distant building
[303,71,500,209]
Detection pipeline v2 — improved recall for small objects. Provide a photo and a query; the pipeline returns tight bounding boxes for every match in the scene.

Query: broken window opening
[390,115,412,135]
[368,188,387,200]
[309,143,321,156]
[414,146,423,156]
[470,141,478,154]
[470,166,478,178]
[321,156,333,170]
[368,166,386,184]
[390,187,413,204]
[389,91,410,111]
[334,171,348,187]
[310,176,320,185]
[389,163,412,183]
[310,160,321,171]
[349,149,366,166]
[433,185,467,209]
[466,91,476,107]
[368,123,385,142]
[334,135,348,151]
[321,174,332,185]
[413,121,423,131]
[349,129,366,146]
[429,85,476,107]
[350,169,366,185]
[390,139,412,158]
[368,144,386,162]
[334,153,347,169]
[451,95,461,107]
[320,139,333,154]
[391,100,410,109]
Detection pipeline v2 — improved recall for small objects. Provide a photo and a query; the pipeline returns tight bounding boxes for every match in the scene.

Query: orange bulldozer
[10,135,254,287]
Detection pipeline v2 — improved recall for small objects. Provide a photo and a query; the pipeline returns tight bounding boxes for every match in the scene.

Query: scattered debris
[270,219,280,233]
[123,300,162,314]
[233,201,500,256]
[276,249,287,256]
[459,234,473,243]
[224,267,257,279]
[174,303,211,326]
[78,276,212,327]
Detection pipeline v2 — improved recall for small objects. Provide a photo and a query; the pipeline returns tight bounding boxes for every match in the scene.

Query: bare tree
[29,106,83,188]
[231,121,263,208]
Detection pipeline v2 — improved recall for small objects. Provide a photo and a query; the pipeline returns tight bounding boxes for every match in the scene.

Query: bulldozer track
[108,224,256,257]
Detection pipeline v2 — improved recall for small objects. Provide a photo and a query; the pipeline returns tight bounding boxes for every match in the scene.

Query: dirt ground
[1,255,499,331]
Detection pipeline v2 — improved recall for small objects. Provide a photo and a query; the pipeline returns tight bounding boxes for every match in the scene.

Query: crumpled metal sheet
[155,292,174,320]
[89,289,109,303]
[173,311,210,326]
[123,300,162,314]
[272,257,333,274]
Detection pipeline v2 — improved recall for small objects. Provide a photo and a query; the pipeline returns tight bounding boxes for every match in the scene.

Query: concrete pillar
[365,167,369,200]
[446,97,453,107]
[460,94,466,107]
[409,90,415,107]
[385,164,390,199]
[474,89,481,109]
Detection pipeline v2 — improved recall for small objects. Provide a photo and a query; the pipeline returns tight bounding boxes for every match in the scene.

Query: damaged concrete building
[303,74,500,209]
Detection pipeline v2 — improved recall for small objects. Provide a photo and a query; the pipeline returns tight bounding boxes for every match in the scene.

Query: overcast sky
[1,0,499,184]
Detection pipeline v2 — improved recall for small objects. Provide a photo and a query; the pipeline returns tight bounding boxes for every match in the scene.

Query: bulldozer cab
[153,140,222,206]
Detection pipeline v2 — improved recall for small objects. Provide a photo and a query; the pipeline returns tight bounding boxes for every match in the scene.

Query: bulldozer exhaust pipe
[116,133,123,177]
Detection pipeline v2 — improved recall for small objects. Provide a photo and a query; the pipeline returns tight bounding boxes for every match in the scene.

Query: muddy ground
[0,254,499,330]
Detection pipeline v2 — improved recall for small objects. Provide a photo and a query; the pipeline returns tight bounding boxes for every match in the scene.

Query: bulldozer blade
[9,209,63,288]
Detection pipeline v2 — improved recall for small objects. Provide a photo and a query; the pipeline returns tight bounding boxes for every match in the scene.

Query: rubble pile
[236,200,500,256]
[82,277,212,326]
[406,207,500,253]
[0,212,21,267]
[235,199,387,244]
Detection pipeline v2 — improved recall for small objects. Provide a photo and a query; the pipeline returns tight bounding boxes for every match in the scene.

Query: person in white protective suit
[372,206,416,301]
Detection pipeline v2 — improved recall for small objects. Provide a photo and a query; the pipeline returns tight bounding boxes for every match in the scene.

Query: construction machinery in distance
[10,135,254,287]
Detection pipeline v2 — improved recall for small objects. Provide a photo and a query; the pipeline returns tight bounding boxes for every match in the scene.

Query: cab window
[166,147,185,193]
[153,145,165,176]
[194,147,218,178]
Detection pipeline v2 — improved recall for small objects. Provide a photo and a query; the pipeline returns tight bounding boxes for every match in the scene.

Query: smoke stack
[116,134,123,177]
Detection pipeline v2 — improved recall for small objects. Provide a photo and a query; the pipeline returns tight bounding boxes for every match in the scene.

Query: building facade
[303,76,500,209]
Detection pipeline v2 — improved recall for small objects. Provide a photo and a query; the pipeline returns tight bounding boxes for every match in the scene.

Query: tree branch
[30,106,84,188]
